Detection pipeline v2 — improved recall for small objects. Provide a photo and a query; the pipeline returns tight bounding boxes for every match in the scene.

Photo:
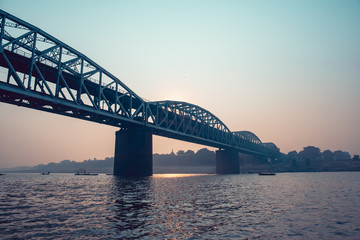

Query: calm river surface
[1,172,360,239]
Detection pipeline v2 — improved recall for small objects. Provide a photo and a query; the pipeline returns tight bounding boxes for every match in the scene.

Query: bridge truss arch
[0,9,145,126]
[232,131,264,153]
[0,9,267,156]
[233,131,263,145]
[146,101,233,146]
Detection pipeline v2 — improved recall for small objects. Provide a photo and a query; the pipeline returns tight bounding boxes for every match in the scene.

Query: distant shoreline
[2,147,359,174]
[2,166,360,174]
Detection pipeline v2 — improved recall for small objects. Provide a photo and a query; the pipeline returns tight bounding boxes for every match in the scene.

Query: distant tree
[60,160,71,165]
[334,150,351,160]
[177,150,185,156]
[263,143,281,160]
[334,151,342,160]
[185,150,195,156]
[322,150,334,161]
[287,151,298,166]
[195,148,215,165]
[287,151,298,159]
[299,146,322,162]
[343,152,351,159]
[353,155,360,161]
[196,148,213,156]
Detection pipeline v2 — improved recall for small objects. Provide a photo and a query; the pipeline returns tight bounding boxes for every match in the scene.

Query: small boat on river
[41,171,50,175]
[75,172,98,176]
[75,168,99,176]
[258,160,276,175]
[258,172,276,176]
[75,169,98,176]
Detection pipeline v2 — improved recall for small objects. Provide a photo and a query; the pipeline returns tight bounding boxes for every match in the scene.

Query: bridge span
[0,10,271,176]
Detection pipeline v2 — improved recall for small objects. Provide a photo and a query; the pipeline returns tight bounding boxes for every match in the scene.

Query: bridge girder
[145,101,233,147]
[0,10,267,156]
[0,9,145,127]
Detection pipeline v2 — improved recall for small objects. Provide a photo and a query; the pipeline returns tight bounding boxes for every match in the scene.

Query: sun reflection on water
[154,173,212,178]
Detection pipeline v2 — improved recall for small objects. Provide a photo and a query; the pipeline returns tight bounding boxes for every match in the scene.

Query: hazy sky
[1,0,359,168]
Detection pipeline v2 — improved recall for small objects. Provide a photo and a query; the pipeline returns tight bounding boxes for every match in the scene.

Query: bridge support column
[114,127,153,176]
[216,149,240,174]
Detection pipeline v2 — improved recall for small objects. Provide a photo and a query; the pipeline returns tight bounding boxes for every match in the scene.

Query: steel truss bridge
[0,10,268,157]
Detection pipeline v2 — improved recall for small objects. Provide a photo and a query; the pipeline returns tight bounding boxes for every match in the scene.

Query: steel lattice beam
[0,9,268,156]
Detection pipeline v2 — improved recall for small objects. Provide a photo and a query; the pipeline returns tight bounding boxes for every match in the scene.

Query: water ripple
[0,172,360,239]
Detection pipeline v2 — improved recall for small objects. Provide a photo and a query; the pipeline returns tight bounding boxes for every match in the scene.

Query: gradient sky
[1,0,359,168]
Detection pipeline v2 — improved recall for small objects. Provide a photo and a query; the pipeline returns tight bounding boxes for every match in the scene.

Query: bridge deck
[0,9,267,156]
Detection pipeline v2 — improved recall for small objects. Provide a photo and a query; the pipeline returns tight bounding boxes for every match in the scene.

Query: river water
[1,172,360,239]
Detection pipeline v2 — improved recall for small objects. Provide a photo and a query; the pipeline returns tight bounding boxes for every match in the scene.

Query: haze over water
[1,172,360,239]
[0,2,359,237]
[1,0,359,168]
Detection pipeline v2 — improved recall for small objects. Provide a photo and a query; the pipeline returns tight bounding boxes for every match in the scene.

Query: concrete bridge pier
[113,127,153,176]
[216,149,240,174]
